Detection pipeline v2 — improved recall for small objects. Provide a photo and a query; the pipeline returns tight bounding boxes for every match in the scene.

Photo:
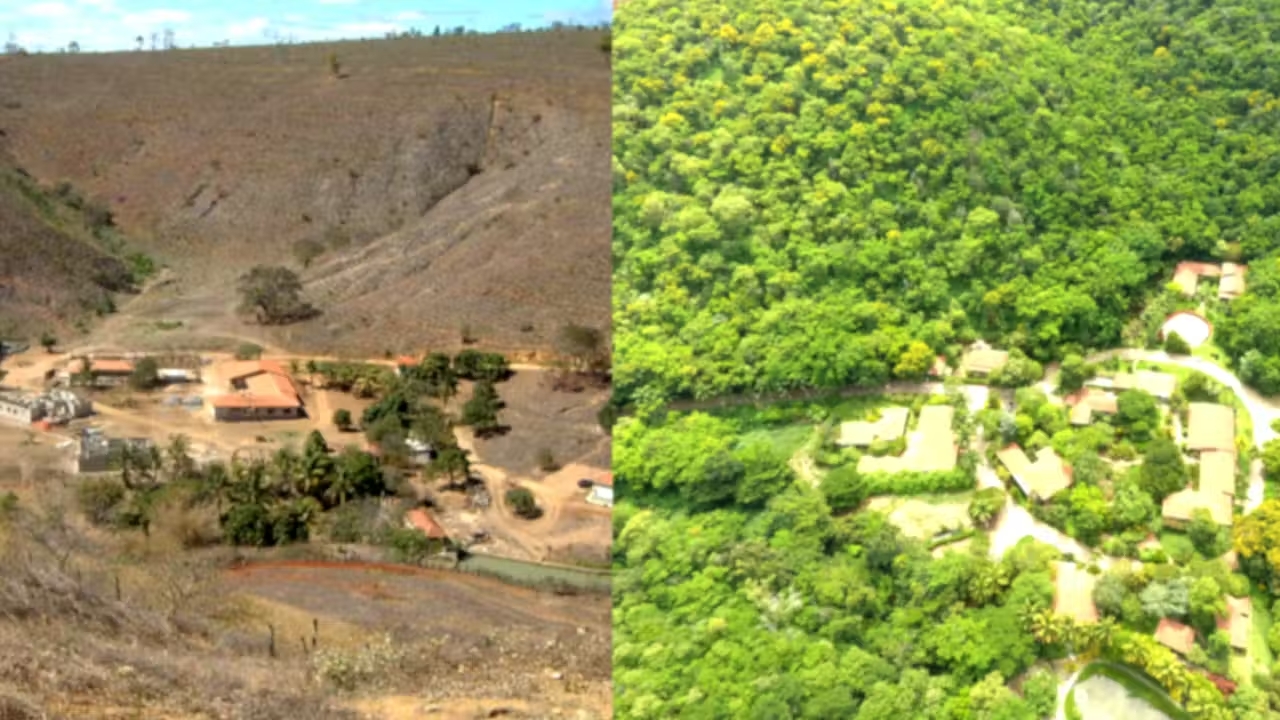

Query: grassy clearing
[1242,587,1275,683]
[737,424,816,457]
[866,492,974,540]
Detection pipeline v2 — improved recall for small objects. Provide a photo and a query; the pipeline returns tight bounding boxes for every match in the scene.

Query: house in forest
[1219,263,1247,300]
[960,344,1009,378]
[1155,618,1197,655]
[997,444,1072,502]
[1186,402,1235,453]
[1066,389,1119,426]
[837,406,909,448]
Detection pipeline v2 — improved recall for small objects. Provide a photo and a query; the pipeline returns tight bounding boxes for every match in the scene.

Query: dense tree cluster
[77,432,389,547]
[612,0,1280,408]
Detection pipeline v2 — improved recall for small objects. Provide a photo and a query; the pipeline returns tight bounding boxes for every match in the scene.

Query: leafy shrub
[506,487,542,519]
[860,468,973,496]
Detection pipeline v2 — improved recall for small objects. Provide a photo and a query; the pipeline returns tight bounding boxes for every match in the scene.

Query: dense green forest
[612,411,1280,719]
[612,0,1280,409]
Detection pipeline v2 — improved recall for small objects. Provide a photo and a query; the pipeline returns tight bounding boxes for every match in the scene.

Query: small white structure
[587,474,613,507]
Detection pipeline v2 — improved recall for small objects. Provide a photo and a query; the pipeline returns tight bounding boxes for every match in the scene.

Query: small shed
[587,473,613,507]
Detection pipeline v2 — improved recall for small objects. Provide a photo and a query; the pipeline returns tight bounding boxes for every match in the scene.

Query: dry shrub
[0,694,42,720]
[151,499,221,550]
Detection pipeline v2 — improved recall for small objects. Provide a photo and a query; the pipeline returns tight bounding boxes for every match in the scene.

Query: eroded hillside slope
[0,31,610,355]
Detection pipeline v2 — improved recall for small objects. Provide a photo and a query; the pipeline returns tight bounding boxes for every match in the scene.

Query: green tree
[969,487,1006,529]
[1057,354,1091,393]
[893,340,935,379]
[506,487,541,519]
[236,265,314,325]
[128,356,161,390]
[333,408,353,431]
[1188,508,1225,556]
[1139,438,1188,502]
[461,379,504,437]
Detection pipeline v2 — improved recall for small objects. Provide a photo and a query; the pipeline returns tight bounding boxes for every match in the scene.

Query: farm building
[0,387,92,425]
[587,473,613,507]
[997,444,1072,502]
[1186,402,1235,453]
[78,429,154,473]
[208,360,304,421]
[837,406,909,447]
[1053,562,1098,625]
[64,357,135,387]
[1155,618,1197,655]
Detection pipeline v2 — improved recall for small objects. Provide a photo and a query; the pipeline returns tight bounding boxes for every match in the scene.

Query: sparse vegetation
[235,342,264,360]
[537,448,560,472]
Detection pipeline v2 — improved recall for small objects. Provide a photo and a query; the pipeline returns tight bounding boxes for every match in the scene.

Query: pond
[1068,663,1185,720]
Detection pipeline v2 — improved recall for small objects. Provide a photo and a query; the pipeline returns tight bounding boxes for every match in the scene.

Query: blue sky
[1,0,611,52]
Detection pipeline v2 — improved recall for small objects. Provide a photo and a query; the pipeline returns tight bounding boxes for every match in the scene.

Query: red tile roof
[1155,618,1197,655]
[597,473,613,487]
[405,508,448,539]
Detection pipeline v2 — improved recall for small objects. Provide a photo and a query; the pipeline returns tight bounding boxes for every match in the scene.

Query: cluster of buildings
[838,404,958,474]
[1052,561,1251,657]
[1172,261,1247,301]
[0,386,92,426]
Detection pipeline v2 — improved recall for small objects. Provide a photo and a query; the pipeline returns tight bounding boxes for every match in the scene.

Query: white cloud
[122,8,191,27]
[395,11,425,21]
[23,2,74,18]
[335,21,399,36]
[226,17,270,38]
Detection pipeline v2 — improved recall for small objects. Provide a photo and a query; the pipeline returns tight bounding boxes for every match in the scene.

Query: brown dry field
[0,30,610,357]
[0,445,612,719]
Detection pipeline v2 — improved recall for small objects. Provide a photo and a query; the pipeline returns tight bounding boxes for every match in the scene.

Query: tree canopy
[612,0,1280,408]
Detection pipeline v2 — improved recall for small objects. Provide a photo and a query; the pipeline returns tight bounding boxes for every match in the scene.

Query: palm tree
[203,461,232,512]
[269,447,302,497]
[1025,608,1064,645]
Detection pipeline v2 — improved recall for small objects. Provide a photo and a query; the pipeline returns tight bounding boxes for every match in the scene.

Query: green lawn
[737,423,816,457]
[1239,588,1275,683]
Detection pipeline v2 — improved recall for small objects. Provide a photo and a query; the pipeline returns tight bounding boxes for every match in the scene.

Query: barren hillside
[0,31,610,356]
